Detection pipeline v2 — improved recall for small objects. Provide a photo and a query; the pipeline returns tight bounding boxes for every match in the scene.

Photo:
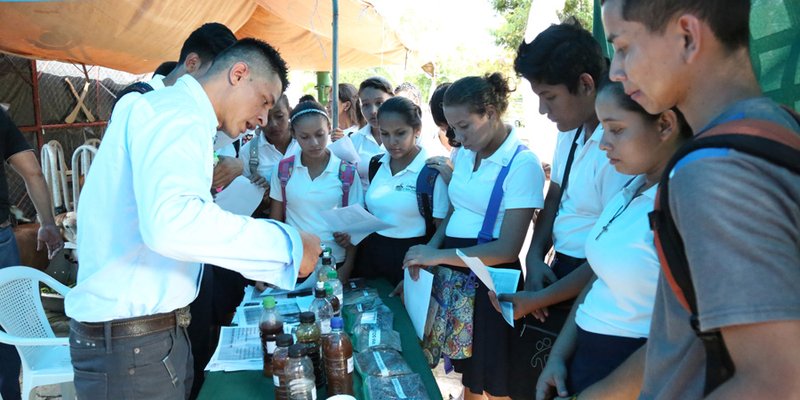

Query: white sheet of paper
[213,130,241,151]
[327,135,360,164]
[456,249,520,327]
[319,204,394,244]
[404,268,434,339]
[215,176,265,216]
[205,326,262,372]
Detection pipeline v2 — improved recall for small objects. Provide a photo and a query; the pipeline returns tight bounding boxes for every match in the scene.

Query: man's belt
[71,307,191,339]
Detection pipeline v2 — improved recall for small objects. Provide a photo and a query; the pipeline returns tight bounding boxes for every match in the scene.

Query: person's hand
[389,280,404,303]
[330,128,345,142]
[536,355,569,400]
[425,156,453,184]
[333,231,353,248]
[250,174,269,189]
[255,281,268,292]
[489,291,548,321]
[488,290,533,321]
[212,156,243,190]
[37,223,63,260]
[524,258,557,320]
[298,230,321,278]
[402,245,442,271]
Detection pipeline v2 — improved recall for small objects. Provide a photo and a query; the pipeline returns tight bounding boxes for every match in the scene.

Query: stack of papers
[205,326,263,372]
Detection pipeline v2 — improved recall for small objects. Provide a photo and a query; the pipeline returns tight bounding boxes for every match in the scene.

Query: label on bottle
[266,341,277,354]
[347,356,354,373]
[368,329,381,347]
[373,351,389,376]
[273,375,280,387]
[361,311,377,324]
[320,320,331,334]
[391,377,408,398]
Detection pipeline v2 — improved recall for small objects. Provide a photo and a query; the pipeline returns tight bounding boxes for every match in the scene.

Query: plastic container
[322,317,354,395]
[260,296,284,377]
[310,281,333,335]
[354,349,413,377]
[364,373,430,400]
[325,283,341,317]
[273,334,294,400]
[349,304,394,335]
[285,344,317,400]
[316,247,335,283]
[327,270,344,305]
[353,327,402,353]
[295,311,325,387]
[343,287,379,306]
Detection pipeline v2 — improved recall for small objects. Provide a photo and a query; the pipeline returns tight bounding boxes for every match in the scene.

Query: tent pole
[331,0,339,130]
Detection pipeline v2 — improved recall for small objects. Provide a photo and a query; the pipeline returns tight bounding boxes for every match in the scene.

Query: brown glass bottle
[322,317,354,395]
[272,334,294,400]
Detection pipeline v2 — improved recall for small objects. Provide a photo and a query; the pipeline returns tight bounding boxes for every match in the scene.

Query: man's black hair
[178,22,237,64]
[514,20,606,93]
[153,61,177,76]
[600,0,750,51]
[298,94,317,103]
[209,38,290,92]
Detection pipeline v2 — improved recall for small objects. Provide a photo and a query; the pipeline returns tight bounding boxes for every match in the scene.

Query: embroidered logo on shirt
[394,184,416,193]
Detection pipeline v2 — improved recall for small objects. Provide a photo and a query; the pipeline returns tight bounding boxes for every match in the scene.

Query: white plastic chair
[70,144,97,211]
[40,140,72,212]
[0,267,74,400]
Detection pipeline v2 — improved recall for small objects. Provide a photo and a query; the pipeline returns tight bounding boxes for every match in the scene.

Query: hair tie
[290,108,330,124]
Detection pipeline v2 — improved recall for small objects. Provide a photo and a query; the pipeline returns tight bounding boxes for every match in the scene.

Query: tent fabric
[0,0,410,74]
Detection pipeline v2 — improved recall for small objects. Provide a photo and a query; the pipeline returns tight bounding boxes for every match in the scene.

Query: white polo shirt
[365,148,449,238]
[349,124,385,189]
[67,75,303,322]
[240,132,298,182]
[270,148,364,262]
[446,128,545,239]
[551,125,630,258]
[576,175,659,338]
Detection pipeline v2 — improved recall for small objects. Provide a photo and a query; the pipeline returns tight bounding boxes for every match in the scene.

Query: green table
[197,279,443,400]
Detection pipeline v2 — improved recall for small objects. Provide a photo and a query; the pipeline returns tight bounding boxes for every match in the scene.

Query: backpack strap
[416,165,440,240]
[649,114,800,395]
[278,155,295,216]
[478,144,528,244]
[112,82,154,110]
[557,126,583,195]
[339,160,356,207]
[248,132,260,178]
[368,153,383,183]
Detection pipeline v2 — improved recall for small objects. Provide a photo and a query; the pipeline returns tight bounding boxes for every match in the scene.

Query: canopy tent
[0,0,411,74]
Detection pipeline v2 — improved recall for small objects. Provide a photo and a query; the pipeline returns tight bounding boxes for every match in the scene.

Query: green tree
[491,0,532,53]
[558,0,593,31]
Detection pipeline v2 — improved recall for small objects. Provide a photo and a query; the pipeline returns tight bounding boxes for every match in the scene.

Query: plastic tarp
[0,0,410,73]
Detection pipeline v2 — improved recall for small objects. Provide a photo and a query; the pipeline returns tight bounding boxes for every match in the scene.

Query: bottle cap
[277,334,294,347]
[322,256,333,266]
[327,270,338,280]
[288,343,306,358]
[300,311,316,323]
[330,317,344,330]
[262,296,276,309]
[316,280,325,290]
[315,287,327,298]
[325,283,333,296]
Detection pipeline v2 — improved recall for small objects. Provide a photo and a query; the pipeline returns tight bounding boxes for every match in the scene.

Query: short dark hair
[603,0,750,51]
[153,61,177,76]
[378,96,423,131]
[298,94,316,104]
[289,100,329,129]
[444,73,512,116]
[208,38,290,93]
[429,82,451,127]
[338,83,365,127]
[514,21,607,93]
[178,22,237,64]
[359,76,394,96]
[597,76,692,138]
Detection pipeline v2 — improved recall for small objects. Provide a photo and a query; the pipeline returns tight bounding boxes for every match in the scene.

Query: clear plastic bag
[353,327,402,353]
[349,304,393,335]
[364,373,430,400]
[354,349,412,378]
[342,297,382,333]
[342,287,379,306]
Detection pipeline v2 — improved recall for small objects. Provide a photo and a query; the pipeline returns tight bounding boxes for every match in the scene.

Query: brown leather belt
[70,307,192,339]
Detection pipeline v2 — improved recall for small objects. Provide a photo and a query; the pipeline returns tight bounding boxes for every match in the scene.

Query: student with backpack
[572,1,800,398]
[269,101,363,282]
[403,73,545,400]
[347,96,450,287]
[350,77,394,190]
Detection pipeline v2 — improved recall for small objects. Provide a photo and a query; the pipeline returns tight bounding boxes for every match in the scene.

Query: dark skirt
[353,233,428,286]
[567,326,646,393]
[440,236,523,397]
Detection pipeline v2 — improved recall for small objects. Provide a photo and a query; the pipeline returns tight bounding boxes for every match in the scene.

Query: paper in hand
[456,249,520,327]
[328,135,360,164]
[319,204,394,244]
[404,268,434,339]
[215,176,266,216]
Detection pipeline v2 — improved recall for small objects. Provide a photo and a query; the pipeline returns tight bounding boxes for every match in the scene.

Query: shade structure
[0,0,411,73]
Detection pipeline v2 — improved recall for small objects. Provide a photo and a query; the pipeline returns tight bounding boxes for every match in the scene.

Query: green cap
[262,296,276,309]
[324,282,333,295]
[327,270,338,279]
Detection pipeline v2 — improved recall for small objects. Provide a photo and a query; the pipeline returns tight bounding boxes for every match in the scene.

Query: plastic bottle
[316,251,335,284]
[295,311,325,387]
[322,317,354,395]
[272,334,294,400]
[310,281,333,335]
[325,283,340,317]
[259,296,284,377]
[326,270,344,306]
[285,343,317,400]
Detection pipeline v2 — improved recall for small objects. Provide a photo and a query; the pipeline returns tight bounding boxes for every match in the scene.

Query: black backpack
[112,81,155,110]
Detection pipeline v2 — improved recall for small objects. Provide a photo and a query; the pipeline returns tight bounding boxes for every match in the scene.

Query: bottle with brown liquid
[322,317,354,395]
[259,296,284,377]
[272,334,294,400]
[295,311,325,387]
[325,283,340,317]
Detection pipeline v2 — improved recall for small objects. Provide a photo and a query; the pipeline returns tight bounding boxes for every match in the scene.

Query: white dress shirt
[239,132,298,182]
[577,175,659,338]
[349,124,384,189]
[446,128,546,239]
[270,147,364,263]
[110,75,166,123]
[551,125,630,258]
[66,75,303,323]
[365,148,449,238]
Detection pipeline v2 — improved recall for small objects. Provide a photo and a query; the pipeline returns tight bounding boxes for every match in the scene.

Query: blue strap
[670,148,730,178]
[477,145,527,244]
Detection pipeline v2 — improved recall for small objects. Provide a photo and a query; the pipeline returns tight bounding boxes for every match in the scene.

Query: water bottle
[272,334,294,400]
[322,317,354,395]
[259,296,284,377]
[325,283,340,317]
[285,343,317,400]
[316,251,335,284]
[295,311,325,387]
[310,281,333,335]
[326,270,344,306]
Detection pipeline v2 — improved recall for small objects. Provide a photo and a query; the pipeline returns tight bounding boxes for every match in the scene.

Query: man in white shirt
[66,38,320,400]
